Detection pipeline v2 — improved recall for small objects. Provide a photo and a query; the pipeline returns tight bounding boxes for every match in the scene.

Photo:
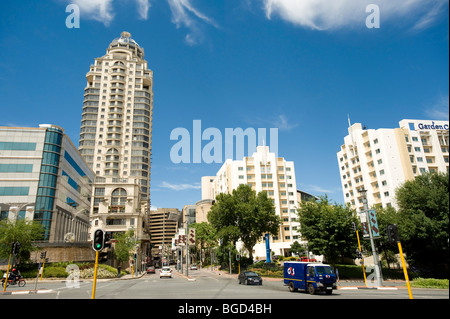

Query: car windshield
[315,266,334,275]
[245,272,259,277]
[162,267,170,271]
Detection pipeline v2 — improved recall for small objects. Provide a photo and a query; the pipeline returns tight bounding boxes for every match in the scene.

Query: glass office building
[0,124,94,243]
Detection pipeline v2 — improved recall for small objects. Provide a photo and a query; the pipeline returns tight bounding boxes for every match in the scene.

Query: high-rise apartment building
[202,146,304,258]
[78,32,153,248]
[337,119,449,211]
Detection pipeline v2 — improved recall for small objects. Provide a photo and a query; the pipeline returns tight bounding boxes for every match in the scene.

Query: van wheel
[307,284,316,295]
[288,282,297,292]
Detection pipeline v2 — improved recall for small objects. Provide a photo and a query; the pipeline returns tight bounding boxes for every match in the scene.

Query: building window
[111,188,127,205]
[0,187,30,196]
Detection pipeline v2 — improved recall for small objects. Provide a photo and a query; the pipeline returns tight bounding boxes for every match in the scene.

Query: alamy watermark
[65,4,80,29]
[366,4,381,29]
[65,3,380,29]
[65,264,80,288]
[170,120,278,164]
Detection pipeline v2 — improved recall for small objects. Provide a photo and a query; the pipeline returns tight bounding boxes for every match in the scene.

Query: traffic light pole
[359,189,382,287]
[387,224,413,299]
[91,250,99,299]
[2,253,12,292]
[365,209,382,287]
[398,241,413,299]
[91,229,104,300]
[354,227,368,287]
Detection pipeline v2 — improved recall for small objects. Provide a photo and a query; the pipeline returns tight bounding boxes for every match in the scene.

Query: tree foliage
[290,241,308,256]
[395,171,449,275]
[207,184,281,262]
[113,229,138,264]
[297,196,358,268]
[0,219,45,263]
[190,222,218,265]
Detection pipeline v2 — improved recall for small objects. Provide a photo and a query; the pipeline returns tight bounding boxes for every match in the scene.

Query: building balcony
[108,205,126,213]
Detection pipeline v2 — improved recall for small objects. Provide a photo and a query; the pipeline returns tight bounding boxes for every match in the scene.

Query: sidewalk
[337,279,406,290]
[0,271,148,296]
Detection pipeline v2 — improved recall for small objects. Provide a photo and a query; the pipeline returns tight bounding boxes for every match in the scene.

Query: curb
[175,271,196,281]
[0,289,54,295]
[339,286,398,290]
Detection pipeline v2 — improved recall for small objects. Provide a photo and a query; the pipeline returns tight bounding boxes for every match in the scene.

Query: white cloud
[412,0,448,30]
[274,114,299,131]
[167,0,218,45]
[160,181,201,191]
[299,183,342,195]
[136,0,151,20]
[426,94,450,120]
[69,0,115,26]
[67,0,217,45]
[262,0,448,31]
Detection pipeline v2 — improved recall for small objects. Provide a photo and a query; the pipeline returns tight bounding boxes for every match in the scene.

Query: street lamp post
[358,188,382,287]
[185,213,190,277]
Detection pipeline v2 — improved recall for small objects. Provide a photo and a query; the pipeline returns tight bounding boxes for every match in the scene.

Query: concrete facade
[337,119,449,211]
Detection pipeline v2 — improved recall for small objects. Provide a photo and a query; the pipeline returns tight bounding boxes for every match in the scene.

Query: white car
[160,266,172,278]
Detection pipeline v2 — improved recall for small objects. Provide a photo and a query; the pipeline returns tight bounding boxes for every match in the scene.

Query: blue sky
[1,0,449,210]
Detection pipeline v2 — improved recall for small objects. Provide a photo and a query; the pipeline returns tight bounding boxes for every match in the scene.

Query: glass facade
[0,164,33,172]
[34,127,63,240]
[0,141,36,151]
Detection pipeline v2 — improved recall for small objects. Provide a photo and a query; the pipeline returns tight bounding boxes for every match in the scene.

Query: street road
[1,268,448,300]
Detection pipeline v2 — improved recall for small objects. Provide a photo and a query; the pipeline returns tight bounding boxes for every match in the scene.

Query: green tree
[297,196,358,269]
[290,241,307,257]
[190,222,218,265]
[208,184,281,262]
[0,219,45,264]
[113,230,138,267]
[395,171,449,276]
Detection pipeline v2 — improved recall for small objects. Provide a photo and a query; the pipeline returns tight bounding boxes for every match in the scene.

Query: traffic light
[93,229,105,251]
[387,224,399,246]
[12,242,21,255]
[236,254,240,261]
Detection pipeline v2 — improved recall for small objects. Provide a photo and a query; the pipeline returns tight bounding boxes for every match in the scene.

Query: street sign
[359,213,369,238]
[368,210,380,238]
[188,228,195,245]
[265,233,271,263]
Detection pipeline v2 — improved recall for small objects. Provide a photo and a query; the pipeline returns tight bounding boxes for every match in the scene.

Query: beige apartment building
[78,32,153,256]
[337,119,449,211]
[148,208,181,258]
[202,146,306,258]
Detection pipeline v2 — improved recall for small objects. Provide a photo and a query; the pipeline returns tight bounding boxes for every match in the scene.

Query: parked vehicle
[284,262,336,295]
[238,271,262,285]
[160,266,172,278]
[190,264,198,270]
[146,266,155,274]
